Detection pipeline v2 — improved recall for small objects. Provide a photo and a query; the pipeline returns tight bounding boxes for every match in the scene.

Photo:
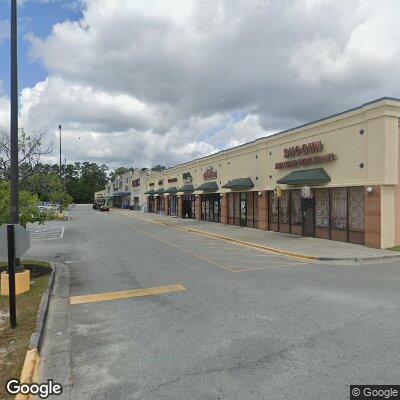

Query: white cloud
[5,0,400,168]
[0,19,9,45]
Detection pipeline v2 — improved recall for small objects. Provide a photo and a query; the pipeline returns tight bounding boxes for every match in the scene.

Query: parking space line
[118,220,235,272]
[226,262,305,272]
[70,284,186,305]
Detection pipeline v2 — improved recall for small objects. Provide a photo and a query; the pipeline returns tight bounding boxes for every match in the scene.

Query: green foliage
[109,166,132,181]
[0,181,44,227]
[65,162,108,203]
[151,165,167,172]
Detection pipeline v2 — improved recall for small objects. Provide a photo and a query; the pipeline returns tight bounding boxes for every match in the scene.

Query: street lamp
[58,124,63,213]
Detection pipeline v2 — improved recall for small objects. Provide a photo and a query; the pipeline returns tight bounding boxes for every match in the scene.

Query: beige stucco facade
[144,98,400,249]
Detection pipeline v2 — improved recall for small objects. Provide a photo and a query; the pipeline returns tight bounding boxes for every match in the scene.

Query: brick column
[177,195,182,218]
[220,193,228,224]
[164,196,169,215]
[364,185,381,248]
[195,194,202,220]
[258,191,268,230]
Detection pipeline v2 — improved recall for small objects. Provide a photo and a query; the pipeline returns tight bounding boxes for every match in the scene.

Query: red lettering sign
[283,141,323,158]
[203,167,217,180]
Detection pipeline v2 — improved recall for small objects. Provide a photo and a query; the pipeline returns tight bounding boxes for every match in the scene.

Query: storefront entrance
[201,194,220,223]
[182,194,195,219]
[240,193,247,226]
[302,198,315,236]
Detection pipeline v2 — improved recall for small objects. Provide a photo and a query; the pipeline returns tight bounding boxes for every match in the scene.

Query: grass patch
[0,261,51,400]
[388,245,400,252]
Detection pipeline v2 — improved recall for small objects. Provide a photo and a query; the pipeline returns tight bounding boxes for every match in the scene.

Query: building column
[220,193,228,224]
[177,195,182,218]
[195,194,201,220]
[164,196,169,215]
[258,191,268,230]
[364,185,381,248]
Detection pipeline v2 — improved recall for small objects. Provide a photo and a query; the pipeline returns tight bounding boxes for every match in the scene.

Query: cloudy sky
[0,0,399,169]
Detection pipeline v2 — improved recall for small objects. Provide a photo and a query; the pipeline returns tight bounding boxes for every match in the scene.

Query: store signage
[275,140,337,169]
[203,166,217,180]
[183,172,193,184]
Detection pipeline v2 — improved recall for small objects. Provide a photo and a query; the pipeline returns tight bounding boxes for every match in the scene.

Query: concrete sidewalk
[114,209,400,261]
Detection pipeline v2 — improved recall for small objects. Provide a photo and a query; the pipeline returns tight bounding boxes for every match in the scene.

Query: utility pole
[58,124,63,213]
[8,0,18,328]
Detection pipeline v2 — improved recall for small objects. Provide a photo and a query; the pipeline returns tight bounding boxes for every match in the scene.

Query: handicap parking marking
[28,226,65,240]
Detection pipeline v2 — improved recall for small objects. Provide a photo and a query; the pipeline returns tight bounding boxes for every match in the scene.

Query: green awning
[277,168,331,185]
[154,188,165,195]
[112,191,131,197]
[164,187,178,194]
[144,189,155,195]
[194,182,219,192]
[177,184,194,193]
[222,177,254,190]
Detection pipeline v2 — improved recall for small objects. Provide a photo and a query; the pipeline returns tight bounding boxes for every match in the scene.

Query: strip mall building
[144,98,400,249]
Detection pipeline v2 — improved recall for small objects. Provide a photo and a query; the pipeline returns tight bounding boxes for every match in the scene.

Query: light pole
[8,0,18,328]
[58,124,63,213]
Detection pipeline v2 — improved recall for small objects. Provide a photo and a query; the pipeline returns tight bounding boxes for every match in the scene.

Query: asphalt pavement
[26,205,400,400]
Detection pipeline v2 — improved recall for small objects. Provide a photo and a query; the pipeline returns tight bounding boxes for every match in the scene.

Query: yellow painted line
[227,262,304,272]
[134,216,316,262]
[118,220,235,272]
[115,211,315,262]
[70,284,186,305]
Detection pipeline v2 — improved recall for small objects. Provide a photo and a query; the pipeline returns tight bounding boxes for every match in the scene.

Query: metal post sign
[0,224,30,259]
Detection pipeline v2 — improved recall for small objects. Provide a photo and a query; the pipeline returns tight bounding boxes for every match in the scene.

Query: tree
[0,128,53,182]
[22,172,72,208]
[151,165,167,172]
[64,162,108,203]
[0,181,45,227]
[109,166,132,181]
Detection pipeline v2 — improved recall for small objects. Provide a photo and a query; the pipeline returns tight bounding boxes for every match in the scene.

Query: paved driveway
[26,205,400,400]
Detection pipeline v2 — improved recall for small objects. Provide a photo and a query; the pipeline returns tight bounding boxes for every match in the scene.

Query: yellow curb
[16,348,40,400]
[112,209,317,261]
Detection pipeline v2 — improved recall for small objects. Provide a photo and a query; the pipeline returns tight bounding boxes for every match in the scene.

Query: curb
[114,210,400,262]
[15,264,56,400]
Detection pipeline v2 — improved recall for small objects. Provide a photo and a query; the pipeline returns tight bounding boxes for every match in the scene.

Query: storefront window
[290,190,302,224]
[268,192,278,223]
[315,189,329,228]
[279,191,290,224]
[331,188,347,229]
[348,187,364,231]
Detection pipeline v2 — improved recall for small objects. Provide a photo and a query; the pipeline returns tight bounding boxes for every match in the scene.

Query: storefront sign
[203,167,217,180]
[183,172,193,184]
[284,141,323,158]
[275,140,337,169]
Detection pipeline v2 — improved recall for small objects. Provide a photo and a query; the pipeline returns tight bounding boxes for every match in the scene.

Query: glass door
[240,193,247,226]
[302,197,315,236]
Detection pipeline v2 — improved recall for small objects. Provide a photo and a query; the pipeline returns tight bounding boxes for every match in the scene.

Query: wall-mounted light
[220,193,223,197]
[258,191,262,196]
[366,186,373,196]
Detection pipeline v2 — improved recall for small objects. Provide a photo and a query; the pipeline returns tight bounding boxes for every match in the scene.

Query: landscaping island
[0,260,52,400]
